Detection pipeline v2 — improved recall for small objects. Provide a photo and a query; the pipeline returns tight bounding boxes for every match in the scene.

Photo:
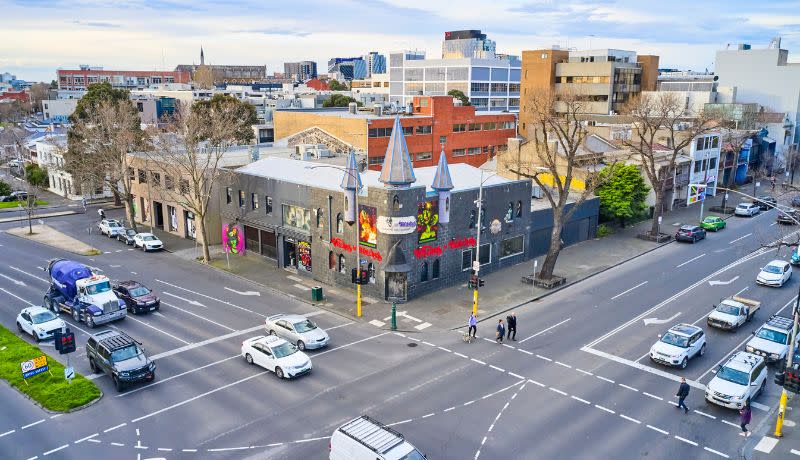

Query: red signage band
[331,237,383,262]
[414,236,477,259]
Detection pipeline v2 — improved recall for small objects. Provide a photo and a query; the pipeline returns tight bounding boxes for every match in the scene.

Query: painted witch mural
[417,200,439,244]
[222,224,244,255]
[359,205,378,248]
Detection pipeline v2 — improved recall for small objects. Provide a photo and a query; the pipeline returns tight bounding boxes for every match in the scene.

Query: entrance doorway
[153,201,164,230]
[184,211,196,239]
[283,238,298,270]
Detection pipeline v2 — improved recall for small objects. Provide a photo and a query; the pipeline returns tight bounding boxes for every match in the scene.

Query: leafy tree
[0,179,11,196]
[448,89,470,106]
[323,94,361,108]
[24,163,48,187]
[329,79,348,91]
[596,163,649,227]
[21,163,48,234]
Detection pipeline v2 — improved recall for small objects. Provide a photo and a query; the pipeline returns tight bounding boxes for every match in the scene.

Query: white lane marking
[422,341,435,347]
[156,279,265,317]
[162,292,207,308]
[595,404,615,414]
[224,287,261,296]
[74,433,99,444]
[422,413,435,419]
[292,284,311,291]
[751,402,770,412]
[708,275,741,286]
[158,448,172,452]
[21,419,45,429]
[619,384,638,392]
[536,354,552,362]
[790,449,800,456]
[674,436,698,446]
[117,356,239,398]
[42,444,69,456]
[704,447,729,458]
[325,322,354,331]
[647,425,669,435]
[519,318,572,343]
[110,442,124,447]
[518,349,533,355]
[369,320,385,327]
[508,372,524,379]
[527,379,546,387]
[286,275,303,283]
[610,281,648,300]
[489,365,506,372]
[415,322,432,331]
[0,429,15,438]
[575,368,593,376]
[150,325,263,360]
[182,449,198,452]
[643,392,663,401]
[549,387,568,396]
[502,344,514,349]
[123,315,190,344]
[620,414,641,424]
[438,346,452,353]
[0,273,26,286]
[721,420,739,428]
[160,301,235,331]
[0,287,34,305]
[729,233,752,244]
[454,352,468,358]
[443,407,456,412]
[463,401,475,406]
[571,395,590,404]
[104,423,126,433]
[596,375,615,384]
[9,266,48,283]
[583,346,706,391]
[303,311,327,318]
[471,358,486,365]
[676,253,706,268]
[207,447,251,452]
[693,410,716,419]
[555,361,572,369]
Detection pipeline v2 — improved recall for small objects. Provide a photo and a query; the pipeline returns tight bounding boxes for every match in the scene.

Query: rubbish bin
[311,286,323,302]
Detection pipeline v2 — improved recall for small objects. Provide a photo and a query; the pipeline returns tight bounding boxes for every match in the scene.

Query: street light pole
[472,169,484,316]
[775,284,799,437]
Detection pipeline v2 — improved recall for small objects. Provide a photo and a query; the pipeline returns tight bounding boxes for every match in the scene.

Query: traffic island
[5,224,101,256]
[0,325,101,412]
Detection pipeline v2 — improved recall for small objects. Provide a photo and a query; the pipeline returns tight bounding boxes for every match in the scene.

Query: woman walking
[739,401,752,437]
[467,313,477,341]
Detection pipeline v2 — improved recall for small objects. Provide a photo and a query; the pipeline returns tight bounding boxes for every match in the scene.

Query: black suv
[86,330,155,391]
[112,280,160,314]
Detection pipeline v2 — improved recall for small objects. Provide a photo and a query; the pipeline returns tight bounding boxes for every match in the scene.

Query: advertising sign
[358,205,378,248]
[417,200,439,244]
[376,216,416,235]
[297,241,312,272]
[21,355,48,379]
[222,223,244,255]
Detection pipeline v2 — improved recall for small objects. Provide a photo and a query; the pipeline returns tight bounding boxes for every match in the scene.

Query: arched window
[432,259,440,279]
[393,195,401,210]
[336,213,344,233]
[505,202,514,222]
[420,261,429,282]
[367,263,375,284]
[328,251,335,270]
[469,210,476,229]
[338,254,346,273]
[516,200,523,218]
[317,208,324,228]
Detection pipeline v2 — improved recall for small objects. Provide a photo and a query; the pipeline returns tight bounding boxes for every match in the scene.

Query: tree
[596,163,649,227]
[148,95,256,263]
[329,79,348,91]
[49,80,58,89]
[448,89,470,106]
[323,94,361,108]
[28,83,50,113]
[21,163,48,234]
[623,93,718,238]
[0,179,11,196]
[0,100,25,122]
[67,82,146,230]
[192,65,215,89]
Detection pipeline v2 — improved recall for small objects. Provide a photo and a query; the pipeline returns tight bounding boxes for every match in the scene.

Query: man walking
[506,312,517,341]
[496,319,505,344]
[676,377,690,414]
[98,208,106,221]
[467,313,477,340]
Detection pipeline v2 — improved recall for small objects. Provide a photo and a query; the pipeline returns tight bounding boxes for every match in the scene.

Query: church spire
[200,46,205,65]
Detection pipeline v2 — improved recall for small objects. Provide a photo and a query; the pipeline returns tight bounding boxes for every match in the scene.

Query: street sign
[472,261,480,272]
[21,355,48,379]
[64,367,74,381]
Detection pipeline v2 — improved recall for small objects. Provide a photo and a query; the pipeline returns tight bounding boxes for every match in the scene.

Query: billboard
[417,200,439,243]
[358,205,378,248]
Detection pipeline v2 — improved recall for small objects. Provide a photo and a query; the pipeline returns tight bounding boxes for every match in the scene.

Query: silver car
[264,314,330,350]
[734,202,760,217]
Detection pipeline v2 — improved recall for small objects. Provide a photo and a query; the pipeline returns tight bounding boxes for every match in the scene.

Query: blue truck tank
[48,259,92,299]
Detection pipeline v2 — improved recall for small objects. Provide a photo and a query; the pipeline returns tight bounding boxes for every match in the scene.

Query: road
[0,204,797,459]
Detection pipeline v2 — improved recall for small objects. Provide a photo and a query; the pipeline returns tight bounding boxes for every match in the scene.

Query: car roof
[679,225,697,230]
[668,323,701,336]
[724,351,763,373]
[278,314,308,323]
[703,216,720,221]
[137,232,155,237]
[766,259,788,266]
[250,335,289,347]
[22,306,52,315]
[116,280,142,289]
[737,202,753,206]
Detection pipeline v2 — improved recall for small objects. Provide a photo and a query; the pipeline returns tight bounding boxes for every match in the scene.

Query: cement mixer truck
[44,259,127,328]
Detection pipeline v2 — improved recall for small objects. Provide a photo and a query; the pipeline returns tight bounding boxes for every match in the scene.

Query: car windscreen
[660,332,689,348]
[31,310,58,324]
[270,342,298,358]
[716,366,749,386]
[756,328,788,344]
[86,281,111,294]
[715,303,740,316]
[763,265,783,274]
[398,449,426,460]
[108,222,121,228]
[126,229,136,236]
[129,287,150,297]
[293,320,317,333]
[111,345,143,362]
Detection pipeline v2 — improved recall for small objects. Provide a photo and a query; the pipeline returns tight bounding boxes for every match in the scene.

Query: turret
[378,115,416,188]
[340,150,362,223]
[431,148,454,224]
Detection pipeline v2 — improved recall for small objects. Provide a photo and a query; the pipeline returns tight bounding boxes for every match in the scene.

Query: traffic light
[58,329,76,355]
[774,370,786,387]
[359,269,369,285]
[351,268,358,284]
[478,278,485,288]
[54,329,62,352]
[468,274,478,290]
[786,369,800,394]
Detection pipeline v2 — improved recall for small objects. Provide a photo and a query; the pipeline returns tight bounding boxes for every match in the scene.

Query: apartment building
[57,66,190,91]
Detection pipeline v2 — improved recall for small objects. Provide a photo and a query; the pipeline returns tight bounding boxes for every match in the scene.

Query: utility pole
[472,169,484,316]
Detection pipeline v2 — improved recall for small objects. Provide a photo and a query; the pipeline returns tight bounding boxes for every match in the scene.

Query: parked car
[330,415,425,460]
[649,324,706,369]
[16,306,66,342]
[241,335,312,379]
[776,206,799,225]
[699,216,726,232]
[133,233,163,251]
[264,313,330,350]
[116,228,137,245]
[112,280,160,314]
[98,219,125,238]
[705,352,767,409]
[756,260,792,287]
[86,329,155,391]
[792,247,800,266]
[675,225,706,243]
[746,315,798,362]
[0,191,28,202]
[734,202,760,217]
[756,195,777,210]
[792,195,800,208]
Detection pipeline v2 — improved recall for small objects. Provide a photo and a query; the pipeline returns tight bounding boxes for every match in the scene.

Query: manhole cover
[407,343,418,347]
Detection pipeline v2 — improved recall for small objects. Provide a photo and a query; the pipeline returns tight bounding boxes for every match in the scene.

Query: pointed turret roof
[381,241,411,273]
[340,150,362,190]
[379,116,416,187]
[431,148,454,191]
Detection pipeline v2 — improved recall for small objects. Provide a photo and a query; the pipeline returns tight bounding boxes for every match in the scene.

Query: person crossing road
[506,312,517,341]
[676,377,690,414]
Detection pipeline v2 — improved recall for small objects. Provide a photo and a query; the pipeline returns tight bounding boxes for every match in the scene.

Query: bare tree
[623,93,719,238]
[28,83,50,114]
[718,129,755,211]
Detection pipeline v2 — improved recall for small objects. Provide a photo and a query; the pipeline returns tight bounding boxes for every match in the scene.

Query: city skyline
[2,0,799,82]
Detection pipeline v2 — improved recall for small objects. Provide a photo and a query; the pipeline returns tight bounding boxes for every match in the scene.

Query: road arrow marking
[709,275,740,286]
[643,312,682,326]
[163,292,207,308]
[0,273,25,286]
[224,287,261,296]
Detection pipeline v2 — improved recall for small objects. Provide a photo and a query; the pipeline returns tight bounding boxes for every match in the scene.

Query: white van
[330,415,425,460]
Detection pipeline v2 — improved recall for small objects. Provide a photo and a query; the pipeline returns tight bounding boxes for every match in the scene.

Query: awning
[762,136,776,144]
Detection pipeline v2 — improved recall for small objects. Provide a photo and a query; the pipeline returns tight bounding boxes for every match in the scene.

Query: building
[351,73,390,94]
[36,134,115,200]
[284,61,318,82]
[363,52,386,76]
[131,95,177,125]
[57,65,190,91]
[274,95,516,170]
[42,99,78,123]
[220,116,598,301]
[442,30,497,59]
[714,39,800,154]
[329,57,367,81]
[645,71,729,117]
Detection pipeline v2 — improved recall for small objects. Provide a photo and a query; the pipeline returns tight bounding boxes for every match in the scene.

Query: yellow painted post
[356,284,362,318]
[472,289,479,316]
[774,390,788,437]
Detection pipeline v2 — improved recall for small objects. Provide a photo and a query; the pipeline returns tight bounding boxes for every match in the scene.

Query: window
[461,243,491,270]
[483,122,496,130]
[508,83,521,93]
[393,195,401,210]
[696,138,704,151]
[416,125,432,135]
[432,259,440,279]
[469,123,481,131]
[336,213,344,233]
[150,171,160,186]
[251,193,259,210]
[368,128,392,138]
[403,126,413,135]
[265,196,273,215]
[282,204,311,230]
[317,208,324,228]
[338,254,346,273]
[708,157,717,171]
[420,261,429,282]
[179,179,189,194]
[416,152,432,161]
[439,135,447,145]
[453,124,466,132]
[128,167,135,181]
[238,190,245,207]
[501,121,515,130]
[470,82,490,93]
[469,210,476,228]
[516,200,523,218]
[225,188,232,204]
[138,169,147,183]
[165,175,174,190]
[490,83,508,93]
[328,251,335,270]
[693,161,702,174]
[468,147,481,156]
[368,156,385,165]
[711,137,719,149]
[453,148,466,157]
[137,102,144,113]
[506,202,514,221]
[501,235,524,258]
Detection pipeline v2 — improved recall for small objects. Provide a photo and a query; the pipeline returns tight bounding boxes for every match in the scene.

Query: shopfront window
[461,244,491,270]
[500,235,524,258]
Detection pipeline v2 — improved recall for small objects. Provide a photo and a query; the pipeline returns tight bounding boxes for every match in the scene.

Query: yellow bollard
[472,289,479,316]
[356,284,362,318]
[774,390,788,437]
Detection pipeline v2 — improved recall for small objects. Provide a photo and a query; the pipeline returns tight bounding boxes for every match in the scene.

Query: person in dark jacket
[739,401,752,437]
[496,319,505,343]
[676,377,690,414]
[506,312,517,341]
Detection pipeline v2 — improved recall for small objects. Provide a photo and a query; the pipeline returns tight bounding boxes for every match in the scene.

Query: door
[277,320,297,342]
[385,272,407,301]
[283,239,297,269]
[184,211,196,239]
[153,201,164,229]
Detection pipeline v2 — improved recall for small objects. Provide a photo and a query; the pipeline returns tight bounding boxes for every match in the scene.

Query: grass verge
[0,200,48,209]
[0,324,101,412]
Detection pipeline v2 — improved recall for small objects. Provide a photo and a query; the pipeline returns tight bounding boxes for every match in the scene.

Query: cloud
[72,20,121,28]
[234,28,311,37]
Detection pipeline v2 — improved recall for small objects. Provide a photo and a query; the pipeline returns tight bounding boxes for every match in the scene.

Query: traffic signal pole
[775,290,800,437]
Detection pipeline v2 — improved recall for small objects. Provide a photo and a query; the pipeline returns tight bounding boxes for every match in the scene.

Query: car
[756,259,792,287]
[734,202,760,217]
[699,216,726,232]
[330,415,426,460]
[792,247,800,266]
[792,195,800,208]
[133,233,163,251]
[112,280,160,314]
[241,335,312,379]
[0,191,28,202]
[675,225,706,243]
[98,219,124,237]
[776,206,799,225]
[86,329,155,391]
[756,195,777,210]
[116,228,137,245]
[264,313,330,350]
[649,324,706,369]
[745,315,798,362]
[705,352,767,409]
[16,306,66,342]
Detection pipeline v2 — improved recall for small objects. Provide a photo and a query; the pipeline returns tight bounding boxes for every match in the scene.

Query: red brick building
[0,91,29,103]
[57,67,191,91]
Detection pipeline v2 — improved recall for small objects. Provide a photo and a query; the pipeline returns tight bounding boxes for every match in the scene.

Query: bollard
[391,302,397,330]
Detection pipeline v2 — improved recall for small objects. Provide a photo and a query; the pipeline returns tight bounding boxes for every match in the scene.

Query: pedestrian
[739,401,752,437]
[506,312,517,341]
[496,319,505,343]
[98,208,105,220]
[771,176,776,191]
[81,196,87,210]
[676,377,690,414]
[468,313,477,339]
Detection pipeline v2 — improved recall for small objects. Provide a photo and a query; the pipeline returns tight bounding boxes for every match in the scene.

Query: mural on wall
[282,204,312,231]
[417,200,439,244]
[297,241,312,272]
[222,223,244,255]
[359,205,378,248]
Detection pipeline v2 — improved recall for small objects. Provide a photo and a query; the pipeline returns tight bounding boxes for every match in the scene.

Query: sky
[2,0,800,82]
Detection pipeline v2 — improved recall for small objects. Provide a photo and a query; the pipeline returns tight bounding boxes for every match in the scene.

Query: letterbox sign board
[21,355,49,380]
[377,216,416,235]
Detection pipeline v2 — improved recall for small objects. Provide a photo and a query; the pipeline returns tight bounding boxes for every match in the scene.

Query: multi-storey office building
[57,66,190,91]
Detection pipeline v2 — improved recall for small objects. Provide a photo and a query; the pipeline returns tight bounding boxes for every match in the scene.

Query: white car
[242,335,312,379]
[98,219,125,237]
[746,315,797,362]
[756,260,792,287]
[705,351,767,409]
[133,233,163,251]
[649,324,706,369]
[734,202,760,217]
[264,313,330,350]
[16,306,66,342]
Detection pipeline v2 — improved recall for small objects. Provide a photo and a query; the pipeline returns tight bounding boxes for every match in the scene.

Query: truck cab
[707,296,759,330]
[45,259,127,328]
[746,315,797,362]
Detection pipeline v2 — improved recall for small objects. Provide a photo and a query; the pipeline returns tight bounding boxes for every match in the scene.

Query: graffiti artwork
[413,236,476,259]
[297,241,312,272]
[359,205,378,248]
[417,200,439,244]
[222,223,244,255]
[331,237,383,262]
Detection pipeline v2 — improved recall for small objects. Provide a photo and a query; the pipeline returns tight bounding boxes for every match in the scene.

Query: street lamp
[471,168,503,316]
